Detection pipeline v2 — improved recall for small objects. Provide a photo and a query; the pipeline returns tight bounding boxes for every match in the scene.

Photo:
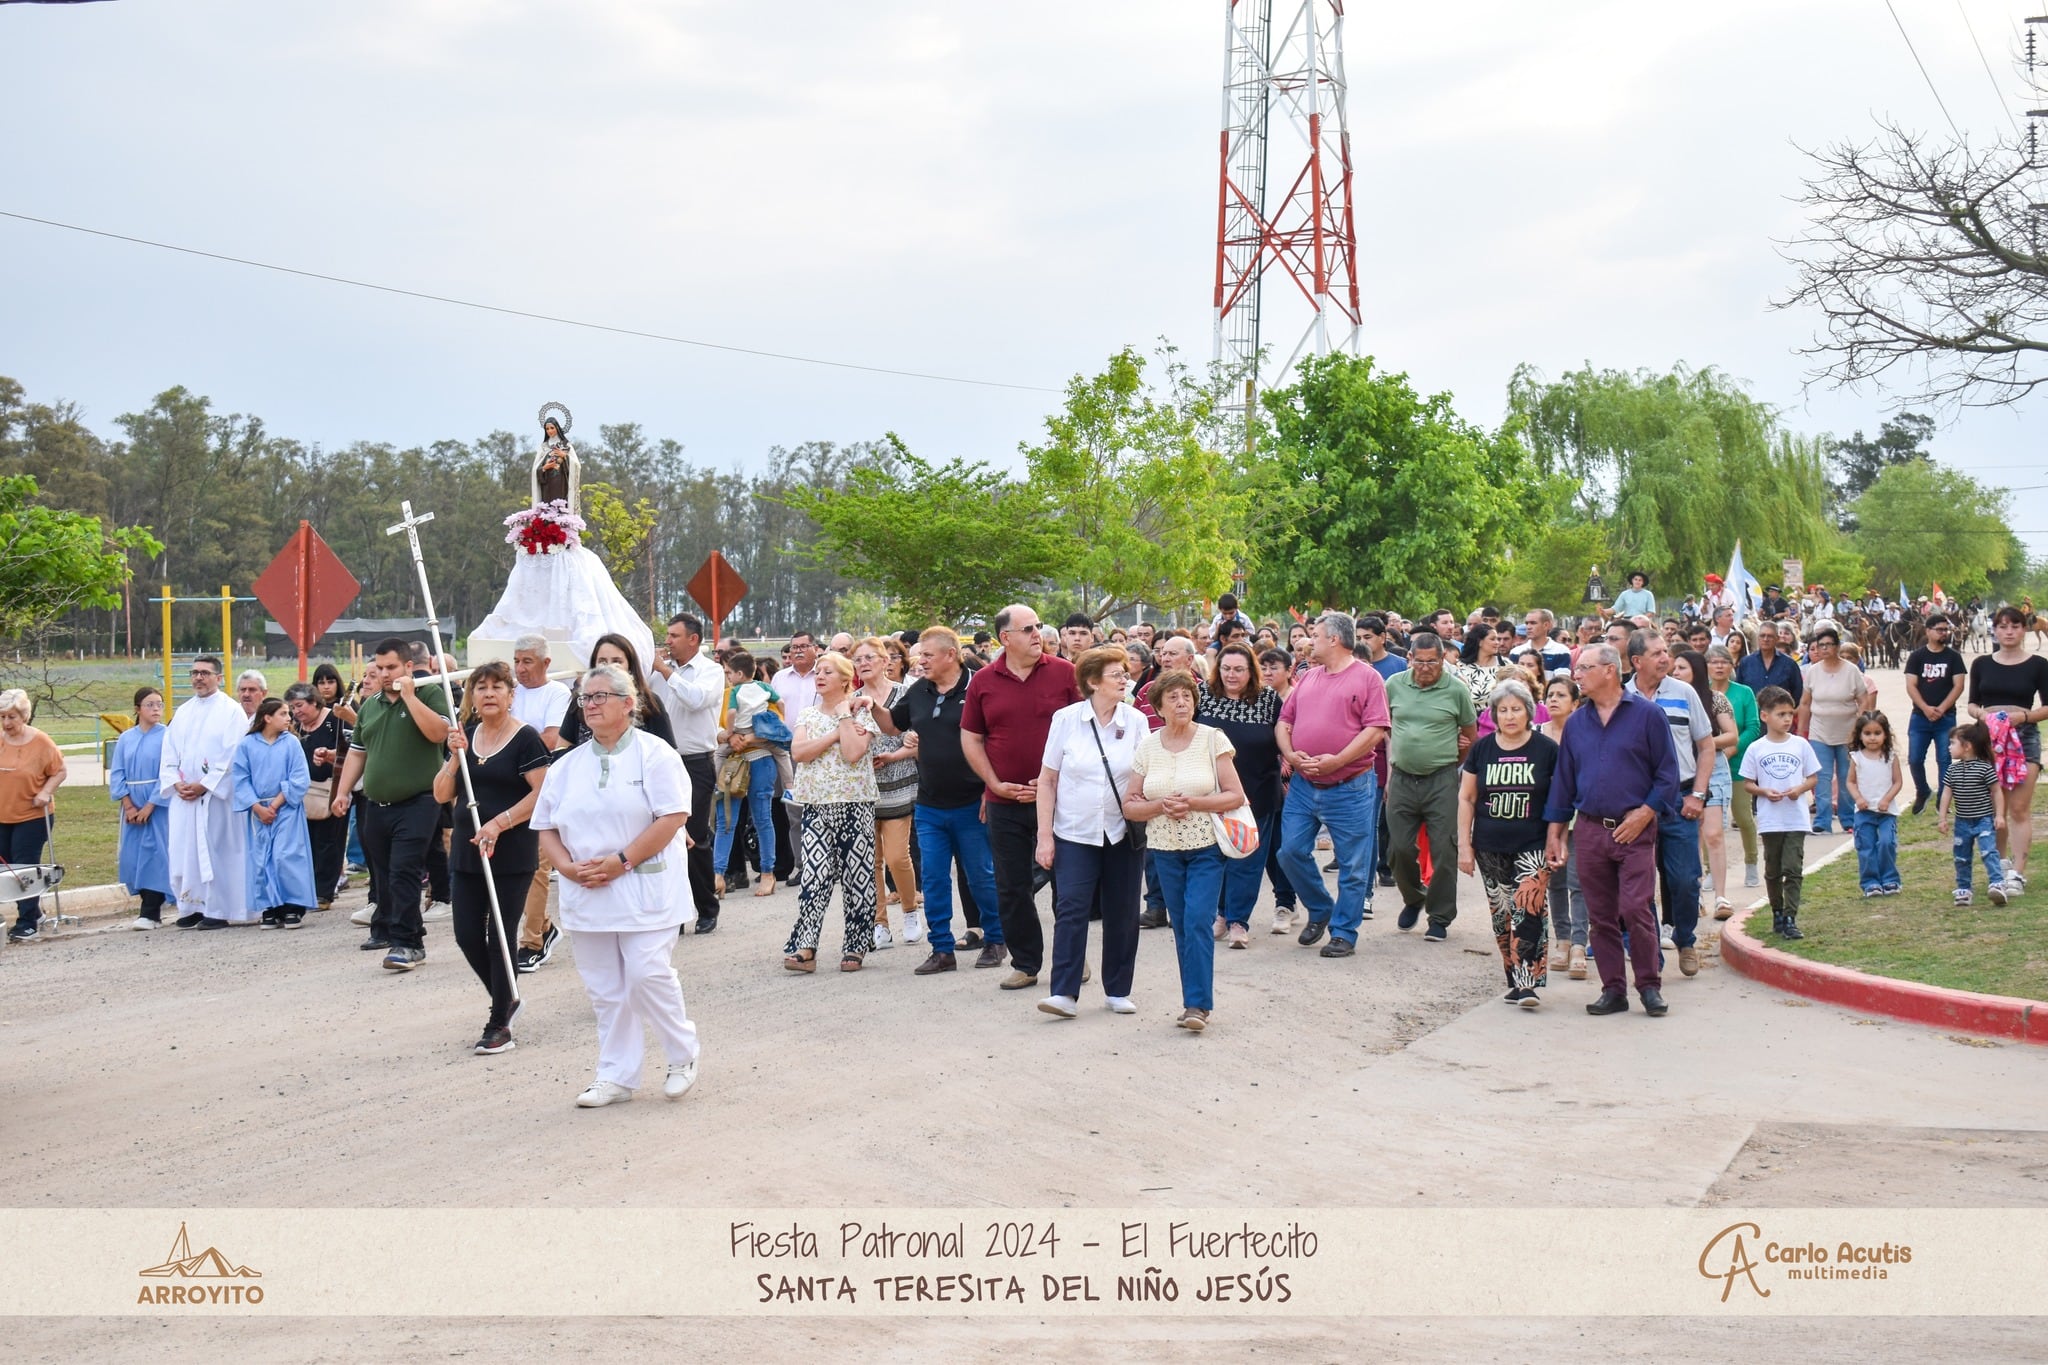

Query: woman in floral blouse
[781,652,881,973]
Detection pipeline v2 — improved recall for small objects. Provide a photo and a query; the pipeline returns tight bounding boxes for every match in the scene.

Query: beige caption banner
[1,1208,2042,1316]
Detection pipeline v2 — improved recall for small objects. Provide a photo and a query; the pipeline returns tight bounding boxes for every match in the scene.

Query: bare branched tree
[1779,121,2048,407]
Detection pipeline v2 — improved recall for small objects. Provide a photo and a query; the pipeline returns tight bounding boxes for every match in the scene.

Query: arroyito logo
[135,1222,265,1305]
[1698,1221,1912,1302]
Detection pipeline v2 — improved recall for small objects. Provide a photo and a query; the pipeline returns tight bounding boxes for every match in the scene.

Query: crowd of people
[3,576,2044,1103]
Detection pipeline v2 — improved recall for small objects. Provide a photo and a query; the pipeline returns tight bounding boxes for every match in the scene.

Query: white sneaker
[1659,931,1676,950]
[1105,996,1138,1014]
[902,910,927,945]
[1036,995,1078,1018]
[351,905,375,926]
[2005,873,2025,897]
[1270,908,1293,935]
[130,915,158,931]
[663,1061,698,1099]
[873,922,894,949]
[422,901,452,922]
[575,1080,634,1108]
[1744,864,1760,888]
[1989,882,2009,907]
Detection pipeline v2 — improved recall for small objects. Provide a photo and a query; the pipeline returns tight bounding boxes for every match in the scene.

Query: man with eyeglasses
[1903,614,1966,814]
[332,636,452,972]
[159,655,254,929]
[961,604,1081,990]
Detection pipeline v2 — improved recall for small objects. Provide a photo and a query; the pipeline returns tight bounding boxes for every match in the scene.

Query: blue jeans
[347,803,366,867]
[1154,844,1226,1010]
[1655,809,1702,949]
[1906,710,1955,803]
[914,801,1001,955]
[1216,806,1281,927]
[712,754,778,877]
[1953,815,2006,892]
[1275,770,1378,944]
[1853,810,1899,891]
[1811,741,1852,833]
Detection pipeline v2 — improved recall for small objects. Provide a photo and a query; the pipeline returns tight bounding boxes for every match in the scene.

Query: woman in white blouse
[1033,646,1148,1019]
[783,652,881,973]
[1122,669,1248,1033]
[532,664,700,1109]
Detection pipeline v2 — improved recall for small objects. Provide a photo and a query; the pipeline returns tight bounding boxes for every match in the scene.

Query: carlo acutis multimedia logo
[135,1222,265,1306]
[1697,1222,1912,1302]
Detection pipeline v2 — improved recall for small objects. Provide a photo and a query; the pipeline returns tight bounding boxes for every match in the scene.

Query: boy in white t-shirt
[1738,685,1821,940]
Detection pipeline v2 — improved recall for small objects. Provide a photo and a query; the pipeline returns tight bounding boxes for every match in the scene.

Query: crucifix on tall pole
[386,501,520,998]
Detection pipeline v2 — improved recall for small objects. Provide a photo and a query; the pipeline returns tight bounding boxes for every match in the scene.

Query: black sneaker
[1586,992,1630,1016]
[360,934,392,951]
[196,917,229,931]
[536,923,561,965]
[1296,918,1327,947]
[1323,858,1340,873]
[383,946,425,972]
[1423,923,1447,943]
[175,912,205,929]
[1517,991,1541,1010]
[260,910,282,929]
[1138,906,1168,930]
[1378,870,1396,888]
[1397,904,1422,931]
[1359,901,1374,920]
[7,924,39,943]
[1910,790,1931,816]
[282,910,305,929]
[514,947,543,974]
[1318,936,1355,958]
[474,1026,515,1055]
[1503,987,1531,1005]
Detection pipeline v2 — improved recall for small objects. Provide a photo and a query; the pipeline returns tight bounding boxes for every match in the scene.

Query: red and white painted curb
[1721,907,2048,1046]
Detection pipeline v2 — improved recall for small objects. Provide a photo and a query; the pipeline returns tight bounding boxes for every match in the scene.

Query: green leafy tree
[1508,364,1851,593]
[0,473,160,649]
[1023,347,1249,620]
[1494,521,1614,615]
[782,436,1076,625]
[1849,459,2010,598]
[1260,353,1543,611]
[580,480,660,584]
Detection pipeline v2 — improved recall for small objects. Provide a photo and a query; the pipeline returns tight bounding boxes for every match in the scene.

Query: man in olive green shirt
[1382,633,1478,939]
[333,638,451,970]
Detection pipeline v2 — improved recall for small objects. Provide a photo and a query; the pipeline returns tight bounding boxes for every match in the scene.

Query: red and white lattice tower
[1212,0,1361,401]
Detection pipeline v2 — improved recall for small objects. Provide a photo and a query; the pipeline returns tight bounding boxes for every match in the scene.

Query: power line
[1882,0,1965,137]
[0,208,1062,396]
[1954,0,2025,137]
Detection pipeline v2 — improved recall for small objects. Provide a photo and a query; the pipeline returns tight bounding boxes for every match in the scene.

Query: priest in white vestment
[158,656,253,926]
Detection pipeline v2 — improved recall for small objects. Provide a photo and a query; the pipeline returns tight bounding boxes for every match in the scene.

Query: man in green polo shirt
[1382,632,1478,941]
[333,637,451,972]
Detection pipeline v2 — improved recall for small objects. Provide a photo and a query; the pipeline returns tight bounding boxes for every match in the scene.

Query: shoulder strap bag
[1088,712,1144,852]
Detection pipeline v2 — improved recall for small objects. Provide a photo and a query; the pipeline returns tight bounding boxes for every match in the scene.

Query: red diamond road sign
[253,522,360,673]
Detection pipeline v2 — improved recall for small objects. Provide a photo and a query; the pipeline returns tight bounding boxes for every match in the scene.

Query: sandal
[840,954,864,973]
[754,874,777,898]
[783,949,816,974]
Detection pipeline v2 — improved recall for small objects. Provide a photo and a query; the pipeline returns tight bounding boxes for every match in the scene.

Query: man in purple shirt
[1275,611,1391,957]
[1543,643,1681,1017]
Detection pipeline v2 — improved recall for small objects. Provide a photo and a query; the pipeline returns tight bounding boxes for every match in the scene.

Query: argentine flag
[1726,542,1763,623]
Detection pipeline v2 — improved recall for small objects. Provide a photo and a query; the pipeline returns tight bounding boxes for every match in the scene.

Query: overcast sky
[5,0,2042,556]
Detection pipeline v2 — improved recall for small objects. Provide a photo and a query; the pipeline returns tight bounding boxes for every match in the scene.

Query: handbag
[1205,729,1261,859]
[1087,713,1144,853]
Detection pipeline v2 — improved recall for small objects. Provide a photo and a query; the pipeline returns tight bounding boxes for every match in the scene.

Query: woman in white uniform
[532,663,701,1108]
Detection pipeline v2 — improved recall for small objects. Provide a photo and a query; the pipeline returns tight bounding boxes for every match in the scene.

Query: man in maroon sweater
[962,603,1081,991]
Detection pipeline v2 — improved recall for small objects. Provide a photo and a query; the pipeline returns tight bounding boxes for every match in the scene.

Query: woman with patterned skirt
[1456,678,1562,1007]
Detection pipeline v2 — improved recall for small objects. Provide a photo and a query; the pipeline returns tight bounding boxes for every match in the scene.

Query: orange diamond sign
[254,522,360,654]
[685,552,748,635]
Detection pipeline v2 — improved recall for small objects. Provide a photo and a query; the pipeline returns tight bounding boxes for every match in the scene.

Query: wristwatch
[616,850,634,871]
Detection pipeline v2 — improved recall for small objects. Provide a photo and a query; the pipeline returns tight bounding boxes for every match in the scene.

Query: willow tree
[1506,363,1856,590]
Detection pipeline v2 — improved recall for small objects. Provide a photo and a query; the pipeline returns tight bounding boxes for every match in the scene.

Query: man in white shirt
[652,612,725,931]
[160,656,253,928]
[511,635,570,971]
[1511,608,1573,677]
[767,630,820,884]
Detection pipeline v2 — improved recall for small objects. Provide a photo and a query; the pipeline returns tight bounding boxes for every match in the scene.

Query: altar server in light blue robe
[110,685,176,929]
[231,699,316,928]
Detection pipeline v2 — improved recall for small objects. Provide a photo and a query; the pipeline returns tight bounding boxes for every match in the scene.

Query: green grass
[44,784,123,889]
[1763,805,2048,1002]
[15,660,338,749]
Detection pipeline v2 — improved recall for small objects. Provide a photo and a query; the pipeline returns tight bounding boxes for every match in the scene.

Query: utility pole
[1212,0,1362,414]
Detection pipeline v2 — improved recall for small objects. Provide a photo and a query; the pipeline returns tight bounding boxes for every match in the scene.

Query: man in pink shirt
[1274,611,1391,958]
